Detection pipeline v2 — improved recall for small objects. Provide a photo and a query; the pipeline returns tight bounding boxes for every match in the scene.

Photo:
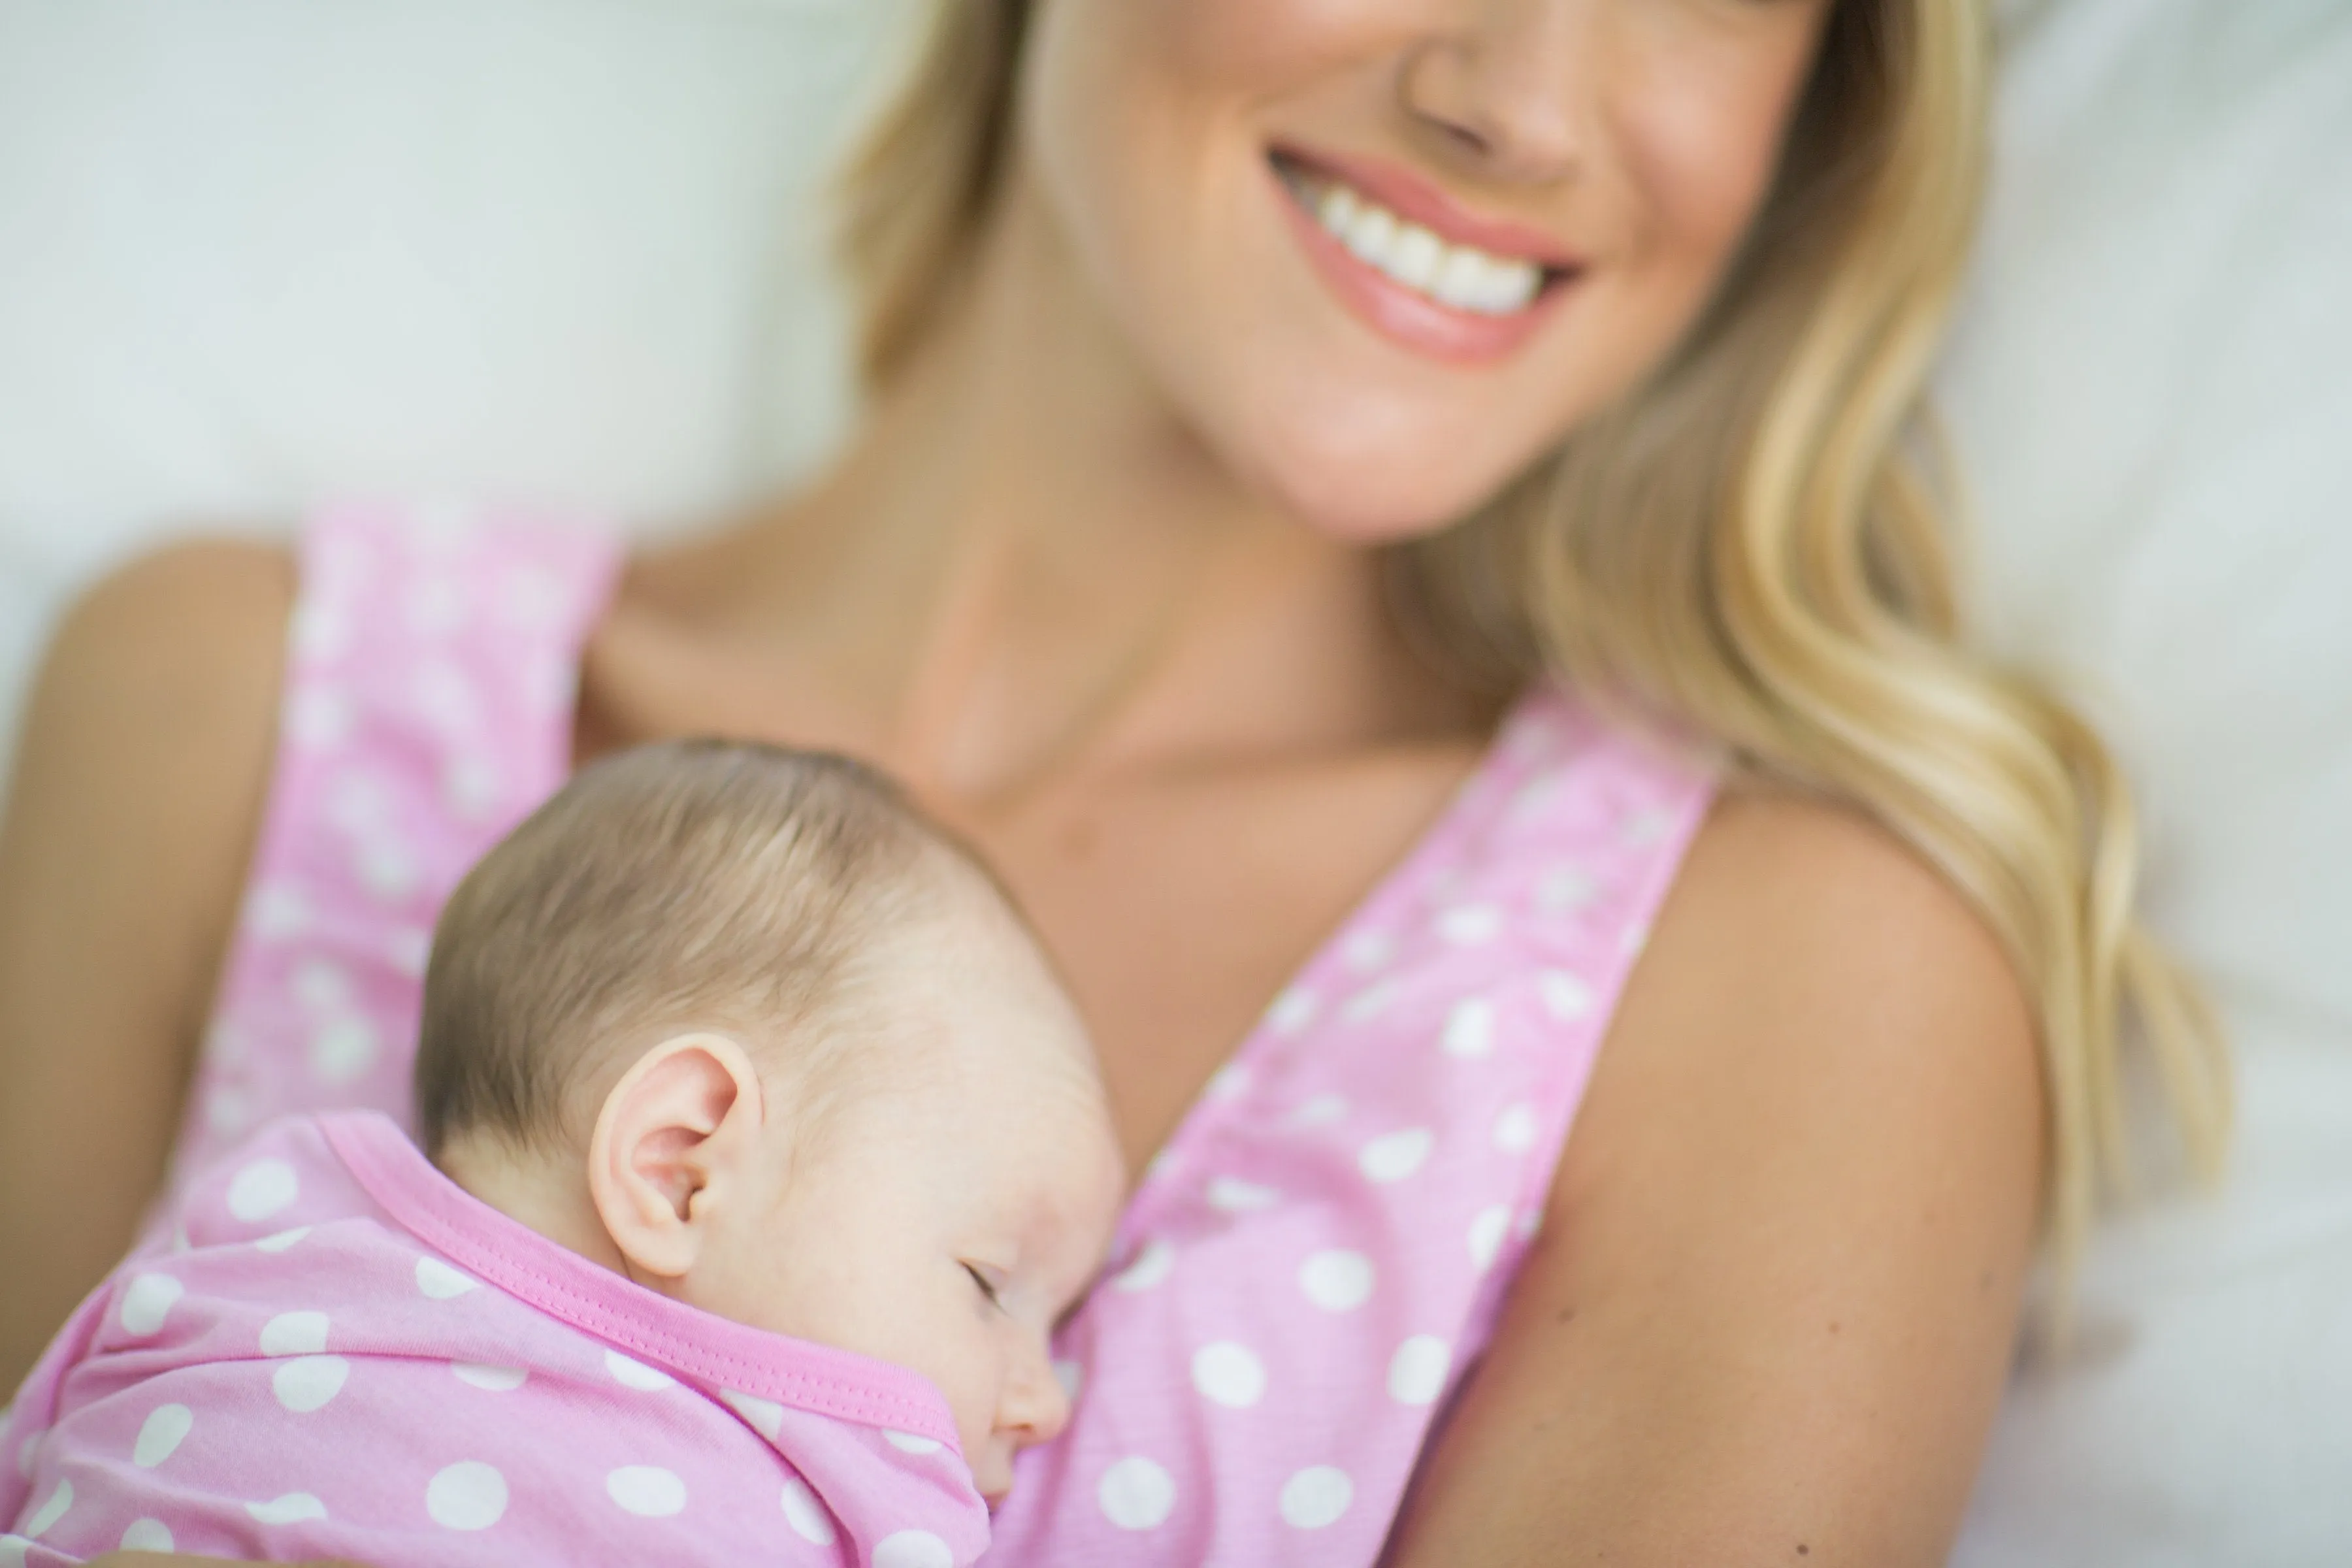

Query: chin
[1230,397,1536,547]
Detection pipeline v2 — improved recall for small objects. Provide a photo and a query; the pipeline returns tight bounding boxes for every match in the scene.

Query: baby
[1,740,1126,1566]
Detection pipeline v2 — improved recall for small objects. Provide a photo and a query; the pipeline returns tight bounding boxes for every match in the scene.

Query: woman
[0,0,2225,1561]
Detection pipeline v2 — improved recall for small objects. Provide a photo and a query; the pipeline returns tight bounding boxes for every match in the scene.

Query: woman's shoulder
[25,535,294,811]
[1572,778,2043,1194]
[1677,783,2022,993]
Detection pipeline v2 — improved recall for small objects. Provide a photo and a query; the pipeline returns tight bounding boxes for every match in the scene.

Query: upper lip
[1271,141,1586,272]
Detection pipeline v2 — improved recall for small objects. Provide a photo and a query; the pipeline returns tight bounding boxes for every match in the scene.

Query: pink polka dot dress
[7,502,1716,1563]
[1,1113,987,1567]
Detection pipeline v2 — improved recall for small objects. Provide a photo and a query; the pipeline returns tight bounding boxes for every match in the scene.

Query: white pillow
[1945,2,2352,1561]
[0,0,913,753]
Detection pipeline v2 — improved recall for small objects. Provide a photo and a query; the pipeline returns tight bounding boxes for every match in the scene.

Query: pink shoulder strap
[162,500,620,1208]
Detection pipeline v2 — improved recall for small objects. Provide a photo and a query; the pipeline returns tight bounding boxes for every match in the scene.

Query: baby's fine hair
[414,738,957,1158]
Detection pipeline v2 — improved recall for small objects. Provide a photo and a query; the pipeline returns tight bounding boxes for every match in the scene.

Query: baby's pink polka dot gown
[5,504,1714,1563]
[2,1113,989,1565]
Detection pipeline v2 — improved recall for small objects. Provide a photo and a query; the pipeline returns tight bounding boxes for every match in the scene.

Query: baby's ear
[586,1033,766,1280]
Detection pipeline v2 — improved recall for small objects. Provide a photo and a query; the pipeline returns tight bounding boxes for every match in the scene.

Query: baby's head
[414,739,1124,1503]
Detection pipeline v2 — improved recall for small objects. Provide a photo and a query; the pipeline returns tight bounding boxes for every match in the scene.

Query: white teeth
[1388,224,1444,291]
[1345,204,1397,265]
[1298,169,1547,318]
[1431,248,1491,312]
[1317,183,1359,234]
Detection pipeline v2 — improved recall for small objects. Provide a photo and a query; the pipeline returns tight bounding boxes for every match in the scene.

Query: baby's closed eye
[962,1262,1007,1308]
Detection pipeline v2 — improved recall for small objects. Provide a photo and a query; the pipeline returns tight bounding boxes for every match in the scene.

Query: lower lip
[1269,161,1572,367]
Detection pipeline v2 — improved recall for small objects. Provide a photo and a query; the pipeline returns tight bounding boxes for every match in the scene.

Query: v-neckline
[1104,686,1558,1250]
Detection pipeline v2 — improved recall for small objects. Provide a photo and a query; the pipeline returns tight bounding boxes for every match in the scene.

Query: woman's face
[1015,0,1834,540]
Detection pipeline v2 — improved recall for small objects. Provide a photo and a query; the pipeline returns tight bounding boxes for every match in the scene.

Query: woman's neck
[721,171,1486,805]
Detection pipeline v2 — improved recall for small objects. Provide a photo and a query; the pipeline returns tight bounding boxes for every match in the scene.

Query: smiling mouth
[1269,150,1578,319]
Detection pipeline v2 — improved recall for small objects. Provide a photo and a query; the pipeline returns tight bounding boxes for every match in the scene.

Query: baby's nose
[1001,1345,1074,1447]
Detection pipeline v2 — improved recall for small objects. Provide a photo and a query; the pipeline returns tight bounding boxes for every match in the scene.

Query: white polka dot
[412,662,483,734]
[1112,1238,1175,1292]
[24,1478,71,1537]
[325,772,394,833]
[1540,970,1594,1021]
[1510,775,1563,821]
[1437,904,1504,945]
[502,566,566,628]
[14,1429,38,1480]
[425,1461,507,1531]
[1468,1205,1511,1272]
[272,1355,350,1413]
[416,1257,478,1298]
[255,1226,313,1254]
[1287,1092,1349,1129]
[226,1158,300,1223]
[118,1273,184,1337]
[1538,865,1600,912]
[874,1529,955,1568]
[357,840,422,901]
[120,1518,175,1552]
[781,1477,836,1544]
[883,1429,942,1455]
[1504,715,1560,760]
[1280,1465,1354,1529]
[259,1310,329,1358]
[292,959,350,1010]
[1054,1359,1083,1401]
[1442,997,1495,1058]
[1096,1456,1177,1531]
[1298,1250,1375,1312]
[310,1017,380,1083]
[292,598,351,660]
[1341,979,1400,1021]
[1190,1342,1267,1408]
[444,755,502,819]
[205,1086,254,1136]
[245,1492,327,1525]
[1495,1103,1541,1153]
[525,660,578,717]
[1205,1176,1281,1212]
[133,1405,193,1468]
[1343,930,1396,971]
[1388,1335,1452,1406]
[719,1388,782,1439]
[288,689,353,749]
[248,883,312,940]
[170,1222,191,1254]
[1621,806,1676,846]
[208,1017,254,1063]
[0,1535,26,1568]
[1358,1127,1433,1183]
[606,1466,686,1518]
[1621,923,1650,958]
[604,1350,676,1391]
[1267,987,1318,1033]
[1205,1062,1251,1100]
[387,926,433,977]
[406,580,469,638]
[452,1362,527,1392]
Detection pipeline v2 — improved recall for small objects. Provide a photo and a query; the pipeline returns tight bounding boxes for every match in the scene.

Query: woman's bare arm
[1384,792,2044,1567]
[0,541,291,1390]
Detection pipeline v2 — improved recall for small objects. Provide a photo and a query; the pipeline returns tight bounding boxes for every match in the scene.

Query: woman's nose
[1400,0,1598,185]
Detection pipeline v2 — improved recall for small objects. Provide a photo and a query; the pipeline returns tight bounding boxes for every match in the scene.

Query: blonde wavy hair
[830,0,2229,1268]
